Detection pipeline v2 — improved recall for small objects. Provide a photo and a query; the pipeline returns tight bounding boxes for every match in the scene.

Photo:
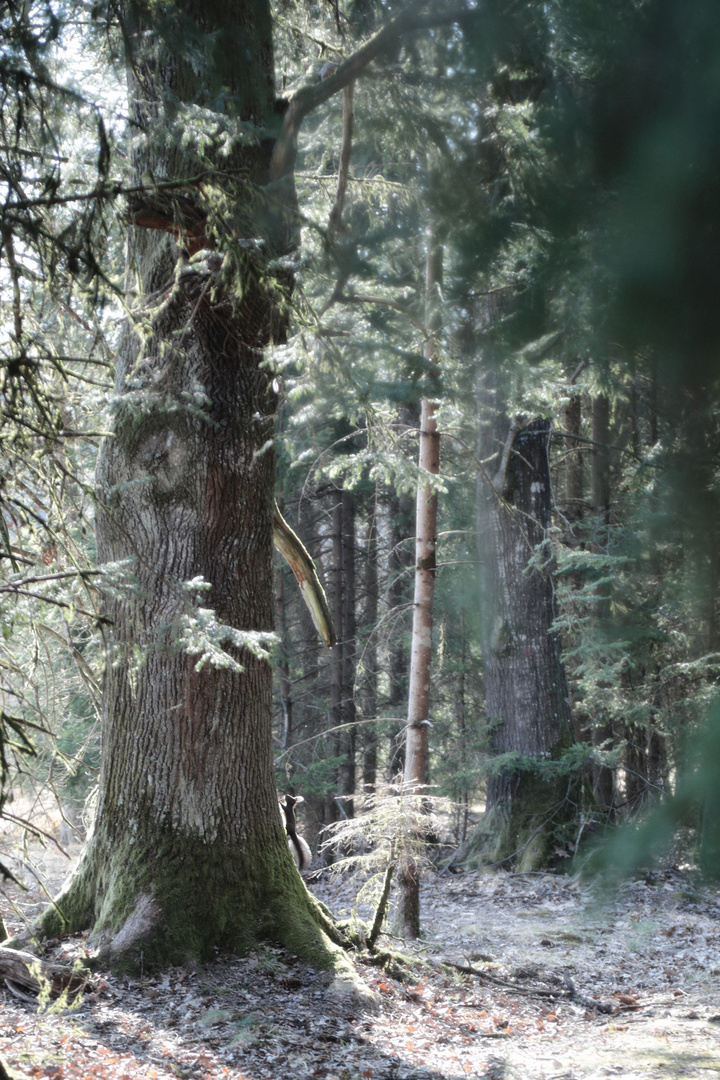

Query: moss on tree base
[36,821,348,977]
[463,771,580,872]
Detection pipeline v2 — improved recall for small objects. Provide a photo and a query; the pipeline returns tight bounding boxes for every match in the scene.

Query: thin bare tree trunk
[386,481,414,777]
[564,393,583,520]
[328,83,355,234]
[401,230,442,939]
[327,493,344,831]
[591,394,611,537]
[591,392,616,814]
[456,610,470,844]
[361,511,379,791]
[339,489,357,815]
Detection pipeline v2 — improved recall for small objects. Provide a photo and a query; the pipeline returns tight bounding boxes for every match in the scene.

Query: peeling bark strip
[273,505,336,646]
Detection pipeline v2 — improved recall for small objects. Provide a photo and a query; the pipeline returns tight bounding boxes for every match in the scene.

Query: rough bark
[563,393,583,521]
[474,405,575,870]
[35,0,342,974]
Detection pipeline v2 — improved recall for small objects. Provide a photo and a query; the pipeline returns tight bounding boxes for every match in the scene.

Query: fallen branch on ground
[0,946,90,998]
[446,961,614,1013]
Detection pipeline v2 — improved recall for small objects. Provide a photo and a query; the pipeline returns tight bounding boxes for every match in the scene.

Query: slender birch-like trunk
[590,392,616,813]
[361,512,379,791]
[400,230,442,939]
[340,490,357,814]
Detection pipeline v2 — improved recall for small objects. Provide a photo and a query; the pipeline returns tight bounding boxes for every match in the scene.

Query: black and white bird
[279,793,312,872]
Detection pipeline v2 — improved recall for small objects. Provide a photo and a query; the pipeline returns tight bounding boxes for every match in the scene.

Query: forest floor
[0,806,719,1080]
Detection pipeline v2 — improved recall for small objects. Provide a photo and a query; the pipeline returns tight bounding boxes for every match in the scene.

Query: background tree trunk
[474,407,575,870]
[360,512,379,792]
[386,481,415,777]
[339,489,357,815]
[590,392,616,814]
[563,393,583,521]
[328,493,344,830]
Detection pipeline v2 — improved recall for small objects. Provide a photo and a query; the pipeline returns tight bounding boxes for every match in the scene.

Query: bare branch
[270,0,470,180]
[492,417,522,494]
[328,81,355,233]
[318,81,356,315]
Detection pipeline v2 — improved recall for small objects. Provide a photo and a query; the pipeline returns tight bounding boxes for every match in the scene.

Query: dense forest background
[1,0,719,915]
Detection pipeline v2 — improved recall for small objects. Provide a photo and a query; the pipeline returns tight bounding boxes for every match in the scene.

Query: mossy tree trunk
[475,404,575,870]
[37,0,338,973]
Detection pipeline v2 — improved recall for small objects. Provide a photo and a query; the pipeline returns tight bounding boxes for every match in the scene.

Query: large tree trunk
[37,0,338,973]
[474,407,575,870]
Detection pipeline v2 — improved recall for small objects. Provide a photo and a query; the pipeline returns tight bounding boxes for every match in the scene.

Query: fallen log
[0,946,90,998]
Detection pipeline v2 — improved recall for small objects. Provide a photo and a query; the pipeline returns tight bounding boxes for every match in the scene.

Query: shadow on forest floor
[1,805,720,1079]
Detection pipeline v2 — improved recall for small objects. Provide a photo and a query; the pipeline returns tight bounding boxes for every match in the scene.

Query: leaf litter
[1,834,719,1080]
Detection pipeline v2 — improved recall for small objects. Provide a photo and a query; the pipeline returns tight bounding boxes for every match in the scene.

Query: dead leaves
[1,865,720,1079]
